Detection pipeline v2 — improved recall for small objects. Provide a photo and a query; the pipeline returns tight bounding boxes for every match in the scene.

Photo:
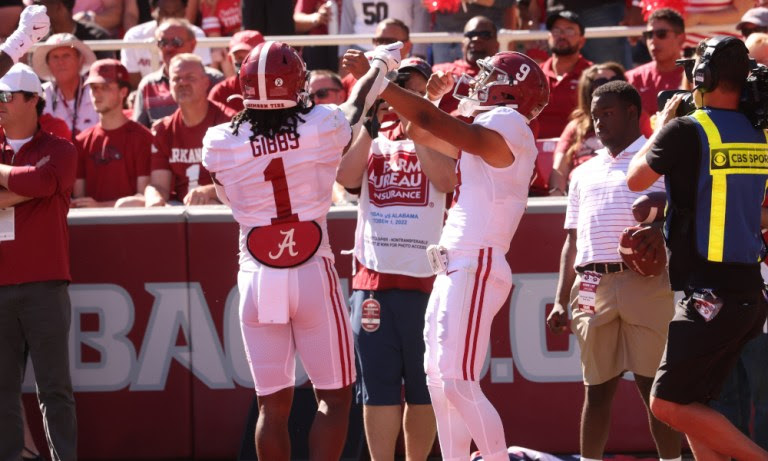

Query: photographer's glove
[370,41,403,73]
[0,5,50,63]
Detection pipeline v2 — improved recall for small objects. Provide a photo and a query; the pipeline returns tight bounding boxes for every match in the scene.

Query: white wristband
[0,29,32,63]
[371,58,389,74]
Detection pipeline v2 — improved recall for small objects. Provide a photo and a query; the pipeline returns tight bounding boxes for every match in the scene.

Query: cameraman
[627,36,768,459]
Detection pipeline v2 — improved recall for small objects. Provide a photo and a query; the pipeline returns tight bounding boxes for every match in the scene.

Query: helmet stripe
[257,40,276,102]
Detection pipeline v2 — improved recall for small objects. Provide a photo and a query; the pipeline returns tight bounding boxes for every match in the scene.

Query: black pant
[0,281,77,461]
[652,288,768,405]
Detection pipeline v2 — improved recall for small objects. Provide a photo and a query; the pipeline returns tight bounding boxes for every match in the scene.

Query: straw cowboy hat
[31,33,97,80]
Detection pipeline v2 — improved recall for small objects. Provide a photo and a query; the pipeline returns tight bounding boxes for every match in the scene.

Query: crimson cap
[84,59,130,86]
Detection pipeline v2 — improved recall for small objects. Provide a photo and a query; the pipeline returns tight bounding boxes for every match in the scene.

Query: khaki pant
[570,270,674,385]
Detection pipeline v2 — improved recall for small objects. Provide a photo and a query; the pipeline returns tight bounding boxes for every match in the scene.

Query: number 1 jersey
[203,105,352,266]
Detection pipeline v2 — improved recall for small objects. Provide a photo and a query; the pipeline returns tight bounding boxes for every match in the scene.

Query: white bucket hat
[31,33,97,81]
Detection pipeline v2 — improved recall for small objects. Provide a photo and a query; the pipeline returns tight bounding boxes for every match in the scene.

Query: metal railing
[39,23,736,52]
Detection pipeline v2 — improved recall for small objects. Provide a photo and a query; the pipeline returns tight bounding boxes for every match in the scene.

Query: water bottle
[326,0,338,35]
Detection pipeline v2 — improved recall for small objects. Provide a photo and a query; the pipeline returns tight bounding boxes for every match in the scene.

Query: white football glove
[19,5,50,43]
[0,5,50,63]
[370,41,403,73]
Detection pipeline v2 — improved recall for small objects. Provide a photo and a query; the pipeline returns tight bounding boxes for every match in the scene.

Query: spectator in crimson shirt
[196,0,241,36]
[0,63,78,461]
[432,16,500,115]
[536,10,591,139]
[145,53,234,206]
[208,30,264,113]
[625,8,686,116]
[185,0,242,76]
[72,59,153,208]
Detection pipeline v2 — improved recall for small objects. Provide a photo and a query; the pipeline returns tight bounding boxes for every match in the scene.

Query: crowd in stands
[1,0,767,209]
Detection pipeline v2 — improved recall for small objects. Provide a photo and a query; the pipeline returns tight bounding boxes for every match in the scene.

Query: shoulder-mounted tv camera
[657,35,768,130]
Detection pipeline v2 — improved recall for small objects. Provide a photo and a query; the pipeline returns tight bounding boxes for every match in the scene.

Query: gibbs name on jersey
[367,148,429,207]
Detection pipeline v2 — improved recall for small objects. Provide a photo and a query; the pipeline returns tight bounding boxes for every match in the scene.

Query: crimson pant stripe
[468,248,493,381]
[462,248,485,380]
[328,260,354,385]
[322,258,349,386]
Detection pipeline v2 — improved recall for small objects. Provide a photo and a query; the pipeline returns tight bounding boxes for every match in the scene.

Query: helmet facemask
[453,57,516,117]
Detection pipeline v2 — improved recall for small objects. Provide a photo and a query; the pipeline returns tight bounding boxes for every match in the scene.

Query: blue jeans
[710,331,768,450]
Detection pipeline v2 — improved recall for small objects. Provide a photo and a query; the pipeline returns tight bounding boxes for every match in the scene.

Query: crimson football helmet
[238,41,308,110]
[453,51,549,121]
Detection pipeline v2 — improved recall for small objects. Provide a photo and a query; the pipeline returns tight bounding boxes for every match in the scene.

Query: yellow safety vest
[690,109,768,263]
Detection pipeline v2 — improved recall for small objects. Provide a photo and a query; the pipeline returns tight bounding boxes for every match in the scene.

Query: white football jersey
[439,107,538,253]
[339,0,429,53]
[203,105,352,267]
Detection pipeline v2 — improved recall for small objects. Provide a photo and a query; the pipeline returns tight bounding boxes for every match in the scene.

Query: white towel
[254,268,290,324]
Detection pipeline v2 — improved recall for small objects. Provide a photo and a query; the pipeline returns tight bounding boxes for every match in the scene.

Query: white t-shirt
[564,136,666,267]
[6,136,33,153]
[42,81,99,137]
[203,104,352,270]
[439,107,538,253]
[354,136,446,277]
[121,20,212,77]
[339,0,429,56]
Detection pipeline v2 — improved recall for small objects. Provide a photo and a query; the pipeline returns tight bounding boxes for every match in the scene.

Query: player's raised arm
[382,53,549,168]
[338,43,402,149]
[0,5,50,78]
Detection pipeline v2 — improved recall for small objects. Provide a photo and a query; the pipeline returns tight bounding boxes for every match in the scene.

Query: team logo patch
[246,221,322,268]
[360,297,381,333]
[274,78,284,87]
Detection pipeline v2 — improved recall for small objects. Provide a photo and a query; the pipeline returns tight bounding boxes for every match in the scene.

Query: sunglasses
[157,37,185,49]
[0,91,32,103]
[550,27,579,37]
[463,30,495,40]
[0,91,16,103]
[642,28,675,40]
[372,37,400,46]
[742,26,768,38]
[310,87,342,101]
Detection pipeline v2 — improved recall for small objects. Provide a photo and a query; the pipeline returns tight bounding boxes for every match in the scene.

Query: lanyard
[52,76,84,141]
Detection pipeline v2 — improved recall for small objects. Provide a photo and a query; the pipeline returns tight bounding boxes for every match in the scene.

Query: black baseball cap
[546,10,585,35]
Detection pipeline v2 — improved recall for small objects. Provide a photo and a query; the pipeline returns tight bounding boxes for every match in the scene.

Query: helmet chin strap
[457,98,478,117]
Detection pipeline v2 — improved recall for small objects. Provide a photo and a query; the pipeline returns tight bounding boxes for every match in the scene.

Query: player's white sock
[442,378,507,461]
[581,457,602,461]
[660,457,682,461]
[427,378,471,461]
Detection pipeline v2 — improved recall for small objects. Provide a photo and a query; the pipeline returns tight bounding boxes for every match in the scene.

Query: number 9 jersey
[202,104,352,269]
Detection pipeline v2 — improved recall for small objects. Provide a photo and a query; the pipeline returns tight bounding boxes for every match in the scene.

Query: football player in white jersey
[202,40,401,461]
[344,50,549,461]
